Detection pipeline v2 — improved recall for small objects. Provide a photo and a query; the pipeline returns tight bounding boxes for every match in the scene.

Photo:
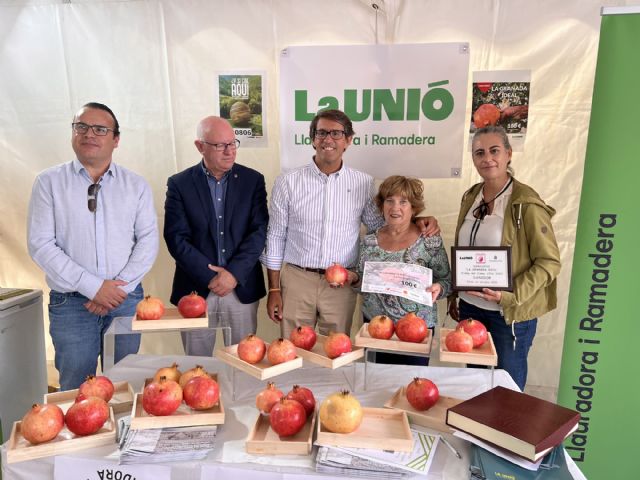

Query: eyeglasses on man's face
[314,129,346,140]
[200,139,240,152]
[88,183,101,212]
[72,122,116,136]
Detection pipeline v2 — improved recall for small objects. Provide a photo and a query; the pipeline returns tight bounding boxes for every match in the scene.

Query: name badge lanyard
[469,177,513,246]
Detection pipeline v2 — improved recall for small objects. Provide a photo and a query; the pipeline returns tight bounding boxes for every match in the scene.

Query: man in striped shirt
[261,109,437,337]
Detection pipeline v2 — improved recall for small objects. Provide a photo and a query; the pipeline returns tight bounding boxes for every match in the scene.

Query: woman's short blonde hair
[375,175,425,217]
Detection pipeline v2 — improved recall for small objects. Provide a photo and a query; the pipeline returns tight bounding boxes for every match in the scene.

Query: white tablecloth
[1,354,585,480]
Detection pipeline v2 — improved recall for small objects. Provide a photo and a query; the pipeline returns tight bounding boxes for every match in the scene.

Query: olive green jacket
[453,178,561,323]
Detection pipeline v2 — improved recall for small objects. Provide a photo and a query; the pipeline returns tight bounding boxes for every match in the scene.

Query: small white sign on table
[361,261,433,306]
[54,455,171,480]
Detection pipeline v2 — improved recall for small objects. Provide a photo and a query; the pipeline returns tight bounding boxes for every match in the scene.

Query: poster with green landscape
[218,74,264,146]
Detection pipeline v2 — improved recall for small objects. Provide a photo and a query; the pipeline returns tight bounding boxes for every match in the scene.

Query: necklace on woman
[469,177,513,246]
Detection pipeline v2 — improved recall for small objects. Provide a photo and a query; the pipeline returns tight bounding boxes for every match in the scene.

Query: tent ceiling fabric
[0,0,624,391]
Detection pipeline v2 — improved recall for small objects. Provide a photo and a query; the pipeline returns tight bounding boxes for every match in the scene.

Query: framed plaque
[451,246,512,291]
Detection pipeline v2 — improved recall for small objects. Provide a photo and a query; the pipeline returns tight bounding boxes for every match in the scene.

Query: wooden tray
[294,334,365,369]
[246,412,316,455]
[215,343,303,380]
[131,307,208,331]
[6,408,116,464]
[384,387,463,433]
[354,324,433,354]
[45,381,135,414]
[438,328,498,366]
[130,374,225,430]
[129,393,225,430]
[316,407,412,452]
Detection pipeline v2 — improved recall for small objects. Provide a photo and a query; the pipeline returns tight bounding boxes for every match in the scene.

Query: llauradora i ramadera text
[566,212,616,462]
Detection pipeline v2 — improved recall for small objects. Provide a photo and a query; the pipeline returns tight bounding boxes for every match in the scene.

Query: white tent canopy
[0,0,624,393]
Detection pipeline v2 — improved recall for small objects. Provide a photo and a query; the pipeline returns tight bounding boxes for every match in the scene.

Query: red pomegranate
[323,332,352,359]
[255,382,284,414]
[183,375,220,410]
[267,338,297,365]
[406,377,439,411]
[65,395,110,436]
[177,291,207,318]
[367,315,395,340]
[445,326,474,353]
[458,318,488,348]
[136,295,165,320]
[290,325,317,350]
[179,365,208,388]
[473,103,501,128]
[20,403,64,444]
[79,375,115,402]
[269,398,307,437]
[237,334,266,364]
[324,263,349,287]
[285,385,316,418]
[142,376,183,416]
[395,312,428,343]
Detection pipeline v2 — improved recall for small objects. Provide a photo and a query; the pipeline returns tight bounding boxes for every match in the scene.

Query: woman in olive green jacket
[448,126,560,390]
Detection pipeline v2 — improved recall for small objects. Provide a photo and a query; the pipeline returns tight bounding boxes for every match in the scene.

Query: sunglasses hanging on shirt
[469,177,513,246]
[87,183,101,213]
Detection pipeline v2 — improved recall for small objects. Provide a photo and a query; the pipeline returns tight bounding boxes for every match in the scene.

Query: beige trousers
[280,263,357,338]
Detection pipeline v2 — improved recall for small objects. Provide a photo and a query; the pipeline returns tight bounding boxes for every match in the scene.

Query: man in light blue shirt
[28,102,158,390]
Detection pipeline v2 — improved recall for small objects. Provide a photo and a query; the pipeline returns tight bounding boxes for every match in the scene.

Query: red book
[445,386,580,461]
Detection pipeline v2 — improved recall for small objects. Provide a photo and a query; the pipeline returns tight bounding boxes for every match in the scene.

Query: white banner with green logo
[558,7,640,479]
[279,43,469,178]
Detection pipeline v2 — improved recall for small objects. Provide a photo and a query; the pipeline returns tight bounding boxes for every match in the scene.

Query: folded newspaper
[316,447,408,479]
[118,417,218,464]
[316,428,440,477]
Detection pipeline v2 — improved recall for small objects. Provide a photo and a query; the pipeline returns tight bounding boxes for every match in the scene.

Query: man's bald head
[195,116,238,179]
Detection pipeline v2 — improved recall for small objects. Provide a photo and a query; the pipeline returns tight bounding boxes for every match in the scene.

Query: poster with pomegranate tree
[470,70,530,151]
[217,72,267,147]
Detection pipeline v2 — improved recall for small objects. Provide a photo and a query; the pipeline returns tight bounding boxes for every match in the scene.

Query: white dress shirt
[458,184,512,311]
[261,160,383,270]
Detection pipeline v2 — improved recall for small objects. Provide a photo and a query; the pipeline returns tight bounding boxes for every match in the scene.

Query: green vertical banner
[558,8,640,479]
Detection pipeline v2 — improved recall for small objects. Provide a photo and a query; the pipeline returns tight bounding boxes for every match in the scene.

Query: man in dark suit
[164,116,268,355]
